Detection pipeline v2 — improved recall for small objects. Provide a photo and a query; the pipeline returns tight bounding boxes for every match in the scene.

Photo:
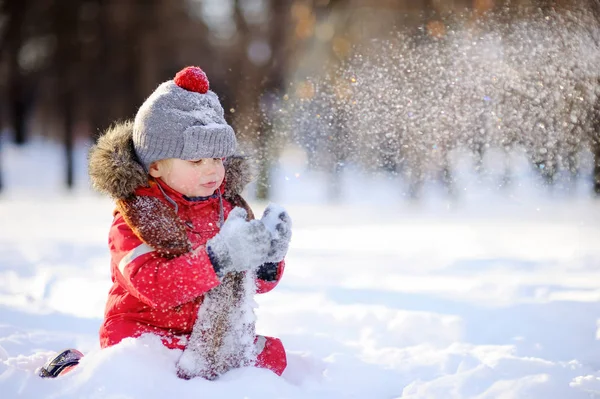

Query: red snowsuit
[99,179,287,376]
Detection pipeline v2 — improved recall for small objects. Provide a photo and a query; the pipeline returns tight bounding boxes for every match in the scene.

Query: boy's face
[149,158,225,197]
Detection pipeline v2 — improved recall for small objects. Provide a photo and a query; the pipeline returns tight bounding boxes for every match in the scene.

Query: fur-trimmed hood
[88,120,253,200]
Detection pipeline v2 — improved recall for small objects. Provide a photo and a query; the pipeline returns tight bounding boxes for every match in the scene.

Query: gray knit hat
[133,66,237,170]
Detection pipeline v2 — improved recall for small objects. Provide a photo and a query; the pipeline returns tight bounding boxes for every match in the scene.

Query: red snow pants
[255,335,287,376]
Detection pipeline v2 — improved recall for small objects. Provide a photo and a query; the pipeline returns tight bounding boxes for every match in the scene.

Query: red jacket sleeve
[256,260,285,294]
[109,214,221,310]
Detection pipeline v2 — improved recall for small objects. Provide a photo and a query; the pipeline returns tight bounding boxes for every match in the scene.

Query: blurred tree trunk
[0,137,3,192]
[89,0,112,139]
[106,1,141,125]
[62,90,75,188]
[230,0,291,200]
[585,0,600,196]
[593,142,600,195]
[594,75,600,196]
[255,0,293,200]
[6,0,27,145]
[54,0,79,188]
[137,1,160,105]
[230,0,259,190]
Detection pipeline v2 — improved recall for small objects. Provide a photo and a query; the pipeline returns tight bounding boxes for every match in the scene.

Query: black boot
[38,349,84,378]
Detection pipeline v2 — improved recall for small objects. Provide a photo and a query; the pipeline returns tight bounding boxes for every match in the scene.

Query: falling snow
[281,8,600,196]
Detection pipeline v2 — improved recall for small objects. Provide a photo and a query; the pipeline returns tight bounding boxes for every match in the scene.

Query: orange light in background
[426,20,446,38]
[291,2,311,20]
[292,2,315,39]
[296,15,316,39]
[473,0,494,15]
[332,36,351,59]
[296,80,315,100]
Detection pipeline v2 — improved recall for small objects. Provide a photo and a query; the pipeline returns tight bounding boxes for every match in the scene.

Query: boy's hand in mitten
[206,207,271,278]
[260,204,292,263]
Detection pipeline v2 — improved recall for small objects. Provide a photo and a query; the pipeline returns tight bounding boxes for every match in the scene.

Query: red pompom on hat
[174,66,209,94]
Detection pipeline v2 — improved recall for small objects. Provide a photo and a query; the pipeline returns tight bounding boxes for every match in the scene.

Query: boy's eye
[190,158,222,165]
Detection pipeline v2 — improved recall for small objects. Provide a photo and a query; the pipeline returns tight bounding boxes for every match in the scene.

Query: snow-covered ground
[2,139,600,398]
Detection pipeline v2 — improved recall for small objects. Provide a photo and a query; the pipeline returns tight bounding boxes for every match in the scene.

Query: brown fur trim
[116,196,192,258]
[88,121,149,200]
[223,156,255,200]
[227,194,255,220]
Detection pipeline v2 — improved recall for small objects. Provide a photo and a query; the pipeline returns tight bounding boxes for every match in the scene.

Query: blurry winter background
[2,0,600,398]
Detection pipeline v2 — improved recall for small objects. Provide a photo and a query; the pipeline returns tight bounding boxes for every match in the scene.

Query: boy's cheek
[183,169,203,182]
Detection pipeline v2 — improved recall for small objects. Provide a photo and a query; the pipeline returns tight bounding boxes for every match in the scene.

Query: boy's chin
[185,188,217,197]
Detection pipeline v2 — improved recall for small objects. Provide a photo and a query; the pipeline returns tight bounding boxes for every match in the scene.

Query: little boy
[39,66,290,378]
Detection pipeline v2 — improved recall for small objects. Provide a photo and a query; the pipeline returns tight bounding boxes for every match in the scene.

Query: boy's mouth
[200,181,216,188]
